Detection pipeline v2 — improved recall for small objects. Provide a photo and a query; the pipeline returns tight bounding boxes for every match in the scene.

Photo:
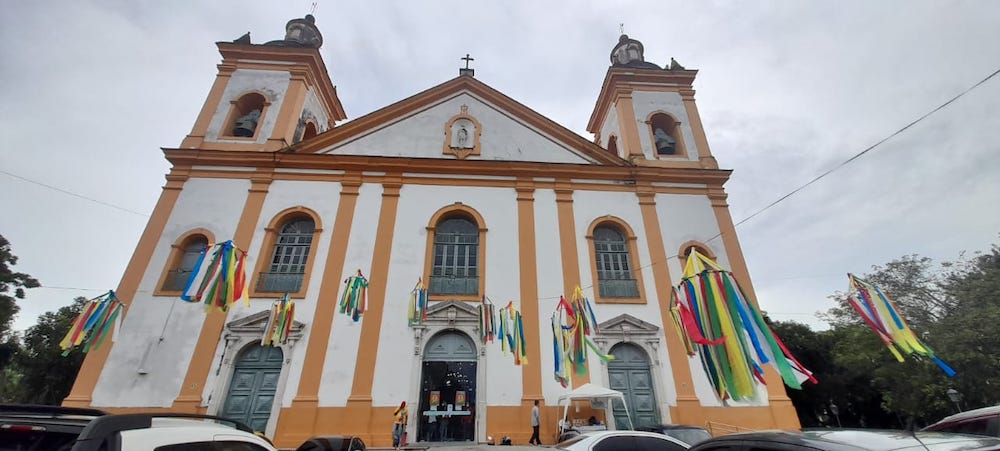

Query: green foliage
[0,234,41,343]
[12,297,87,405]
[789,238,1000,428]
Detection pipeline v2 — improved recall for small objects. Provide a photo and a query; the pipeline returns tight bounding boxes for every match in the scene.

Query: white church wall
[321,92,591,164]
[206,69,291,144]
[318,183,382,406]
[533,189,570,405]
[368,184,524,407]
[92,178,250,407]
[599,105,621,157]
[631,91,699,162]
[198,179,342,408]
[654,193,738,407]
[302,87,331,133]
[569,190,679,407]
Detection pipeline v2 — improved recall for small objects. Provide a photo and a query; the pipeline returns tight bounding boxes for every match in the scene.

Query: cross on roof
[461,54,475,70]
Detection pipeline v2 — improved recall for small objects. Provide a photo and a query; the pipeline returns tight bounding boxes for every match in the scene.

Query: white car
[556,430,691,451]
[70,413,278,451]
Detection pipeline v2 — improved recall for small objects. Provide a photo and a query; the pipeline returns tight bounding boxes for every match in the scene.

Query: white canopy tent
[556,383,634,435]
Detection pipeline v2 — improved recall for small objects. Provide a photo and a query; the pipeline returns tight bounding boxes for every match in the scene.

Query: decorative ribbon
[551,287,612,387]
[669,250,815,401]
[262,294,295,347]
[497,301,528,365]
[408,279,429,325]
[478,296,496,343]
[339,269,369,322]
[59,291,125,355]
[181,240,248,312]
[847,274,955,377]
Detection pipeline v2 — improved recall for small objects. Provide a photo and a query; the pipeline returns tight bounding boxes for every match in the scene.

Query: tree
[0,234,40,370]
[13,297,87,405]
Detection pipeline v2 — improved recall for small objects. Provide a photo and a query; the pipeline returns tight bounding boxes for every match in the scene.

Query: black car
[687,429,1000,451]
[636,424,712,446]
[0,404,107,451]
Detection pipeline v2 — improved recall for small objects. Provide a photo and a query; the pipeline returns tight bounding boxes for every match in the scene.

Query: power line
[728,66,1000,230]
[0,169,150,217]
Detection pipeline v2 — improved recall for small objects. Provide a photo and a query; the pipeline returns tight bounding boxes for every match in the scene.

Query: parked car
[924,405,1000,438]
[636,425,712,446]
[556,430,691,451]
[295,435,366,451]
[0,404,278,451]
[0,404,107,450]
[686,429,1000,451]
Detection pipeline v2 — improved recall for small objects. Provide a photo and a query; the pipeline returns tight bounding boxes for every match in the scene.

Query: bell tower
[587,35,717,169]
[180,15,347,152]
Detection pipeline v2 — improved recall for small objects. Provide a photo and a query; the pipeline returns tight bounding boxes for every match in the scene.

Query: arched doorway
[418,330,477,442]
[220,344,283,432]
[608,343,659,429]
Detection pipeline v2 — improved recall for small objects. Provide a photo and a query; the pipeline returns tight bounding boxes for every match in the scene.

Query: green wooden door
[608,343,659,429]
[221,344,283,432]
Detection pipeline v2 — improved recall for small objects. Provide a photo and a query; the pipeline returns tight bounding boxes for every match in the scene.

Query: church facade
[65,16,800,448]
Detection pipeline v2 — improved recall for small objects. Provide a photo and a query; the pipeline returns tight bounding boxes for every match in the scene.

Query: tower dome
[609,34,661,69]
[265,14,323,48]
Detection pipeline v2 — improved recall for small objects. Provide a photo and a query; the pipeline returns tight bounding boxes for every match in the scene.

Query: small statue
[654,128,676,154]
[457,125,469,148]
[233,109,261,137]
[669,58,685,70]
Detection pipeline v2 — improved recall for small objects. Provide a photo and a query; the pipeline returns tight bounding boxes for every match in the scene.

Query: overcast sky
[2,1,998,332]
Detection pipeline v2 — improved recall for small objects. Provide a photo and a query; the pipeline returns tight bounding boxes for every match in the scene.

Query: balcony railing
[597,271,640,298]
[161,270,192,291]
[429,276,478,296]
[256,272,304,293]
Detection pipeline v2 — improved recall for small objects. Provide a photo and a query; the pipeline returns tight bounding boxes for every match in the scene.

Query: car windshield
[0,429,80,451]
[663,429,712,445]
[555,435,589,449]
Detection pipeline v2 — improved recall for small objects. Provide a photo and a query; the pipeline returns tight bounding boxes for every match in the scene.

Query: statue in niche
[654,127,677,154]
[233,109,261,137]
[450,120,474,149]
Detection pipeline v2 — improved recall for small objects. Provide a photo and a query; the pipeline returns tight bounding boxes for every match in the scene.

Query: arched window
[160,235,209,292]
[302,122,318,141]
[607,135,619,156]
[593,226,640,298]
[430,216,480,296]
[648,113,683,156]
[679,241,716,261]
[227,93,267,138]
[257,217,315,293]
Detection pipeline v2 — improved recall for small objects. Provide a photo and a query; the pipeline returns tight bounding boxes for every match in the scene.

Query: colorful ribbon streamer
[497,301,528,365]
[408,279,429,325]
[478,296,496,343]
[670,250,815,401]
[59,291,125,355]
[262,294,295,347]
[847,274,955,377]
[181,240,248,312]
[551,287,612,387]
[339,269,369,322]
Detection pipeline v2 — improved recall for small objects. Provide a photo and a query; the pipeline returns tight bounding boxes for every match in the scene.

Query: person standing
[393,401,409,450]
[529,399,541,445]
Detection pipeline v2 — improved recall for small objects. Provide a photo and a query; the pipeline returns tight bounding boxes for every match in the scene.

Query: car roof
[573,430,691,445]
[927,405,1000,427]
[695,429,1000,451]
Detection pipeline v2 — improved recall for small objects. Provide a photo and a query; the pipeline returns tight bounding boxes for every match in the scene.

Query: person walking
[529,399,542,445]
[393,401,409,450]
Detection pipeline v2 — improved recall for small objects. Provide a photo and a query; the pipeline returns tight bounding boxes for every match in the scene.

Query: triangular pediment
[295,76,626,166]
[598,314,660,336]
[418,300,481,326]
[226,310,306,335]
